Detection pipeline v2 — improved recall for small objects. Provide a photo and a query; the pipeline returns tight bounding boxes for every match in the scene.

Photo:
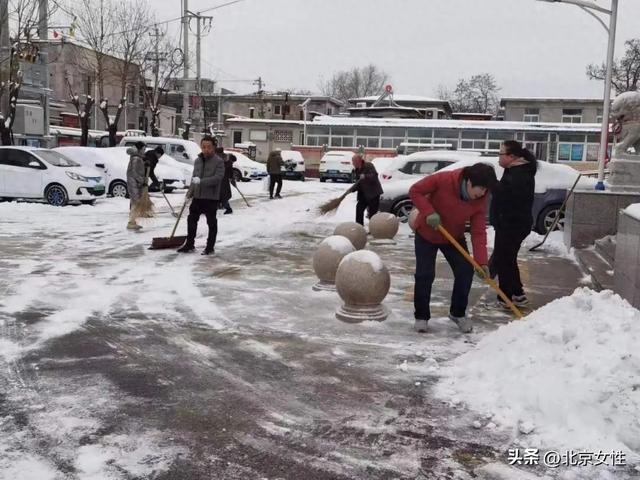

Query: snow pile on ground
[436,288,640,458]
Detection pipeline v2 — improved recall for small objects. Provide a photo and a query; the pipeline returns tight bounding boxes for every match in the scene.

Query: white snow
[436,288,640,459]
[340,249,385,273]
[323,235,355,255]
[624,203,640,221]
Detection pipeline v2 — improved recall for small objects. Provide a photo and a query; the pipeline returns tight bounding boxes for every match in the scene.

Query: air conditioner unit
[424,108,439,119]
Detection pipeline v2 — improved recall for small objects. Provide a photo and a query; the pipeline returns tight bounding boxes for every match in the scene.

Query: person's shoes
[177,244,195,253]
[126,222,142,230]
[414,319,428,333]
[269,195,273,199]
[275,194,282,199]
[201,247,214,256]
[449,314,473,333]
[512,294,529,307]
[224,209,233,215]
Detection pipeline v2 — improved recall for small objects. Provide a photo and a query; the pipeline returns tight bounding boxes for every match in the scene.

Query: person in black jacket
[217,148,236,215]
[143,146,164,191]
[348,154,384,225]
[490,140,537,308]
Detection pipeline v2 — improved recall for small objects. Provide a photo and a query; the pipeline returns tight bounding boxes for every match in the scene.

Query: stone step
[594,235,616,265]
[575,248,615,292]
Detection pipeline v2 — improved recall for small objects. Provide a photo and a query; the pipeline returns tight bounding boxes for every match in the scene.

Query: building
[347,93,451,119]
[222,118,304,161]
[500,97,605,124]
[219,93,343,122]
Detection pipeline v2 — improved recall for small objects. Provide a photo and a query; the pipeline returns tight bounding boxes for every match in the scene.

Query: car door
[6,149,45,197]
[0,150,8,196]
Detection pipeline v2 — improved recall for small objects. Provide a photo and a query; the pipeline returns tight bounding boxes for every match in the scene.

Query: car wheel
[537,204,564,234]
[232,169,243,182]
[392,198,414,223]
[110,181,128,198]
[301,175,305,182]
[319,177,326,183]
[80,200,96,206]
[45,184,68,207]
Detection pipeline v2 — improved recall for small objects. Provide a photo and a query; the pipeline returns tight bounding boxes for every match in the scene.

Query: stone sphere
[369,212,400,239]
[333,222,368,250]
[408,208,419,232]
[312,235,356,290]
[335,250,390,323]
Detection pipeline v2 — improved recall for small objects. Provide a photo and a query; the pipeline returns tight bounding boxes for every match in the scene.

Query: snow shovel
[529,173,582,252]
[232,183,251,207]
[149,192,190,250]
[437,224,524,319]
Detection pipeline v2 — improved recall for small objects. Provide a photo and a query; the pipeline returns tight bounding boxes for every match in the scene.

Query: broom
[318,187,353,215]
[131,167,155,219]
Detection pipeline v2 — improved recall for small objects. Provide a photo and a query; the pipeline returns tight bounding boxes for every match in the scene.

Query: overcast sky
[152,0,639,99]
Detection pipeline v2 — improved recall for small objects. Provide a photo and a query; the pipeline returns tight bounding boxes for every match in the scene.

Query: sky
[148,0,639,99]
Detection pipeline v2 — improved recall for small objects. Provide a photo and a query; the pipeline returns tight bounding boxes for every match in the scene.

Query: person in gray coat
[177,136,225,255]
[126,141,146,230]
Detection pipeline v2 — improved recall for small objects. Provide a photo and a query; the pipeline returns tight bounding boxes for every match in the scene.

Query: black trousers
[414,233,474,320]
[355,196,380,225]
[186,199,218,249]
[490,227,530,299]
[269,174,283,197]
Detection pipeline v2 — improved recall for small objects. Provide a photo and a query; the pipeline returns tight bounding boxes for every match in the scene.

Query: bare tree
[437,73,500,114]
[98,98,125,146]
[66,77,94,146]
[587,39,640,94]
[0,73,22,145]
[319,64,389,104]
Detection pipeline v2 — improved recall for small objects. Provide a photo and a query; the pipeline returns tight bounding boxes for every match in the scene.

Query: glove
[192,177,201,185]
[475,265,490,280]
[426,212,441,229]
[359,174,366,180]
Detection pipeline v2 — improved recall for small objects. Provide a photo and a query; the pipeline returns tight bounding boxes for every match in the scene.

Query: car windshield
[35,149,80,167]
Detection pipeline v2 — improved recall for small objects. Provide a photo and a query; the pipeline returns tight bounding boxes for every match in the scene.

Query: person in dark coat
[177,137,225,256]
[347,154,383,225]
[217,147,236,215]
[489,140,537,308]
[143,146,164,191]
[266,150,284,199]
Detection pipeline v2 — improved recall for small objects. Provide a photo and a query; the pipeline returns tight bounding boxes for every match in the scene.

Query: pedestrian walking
[489,140,537,308]
[177,136,225,255]
[267,150,284,199]
[348,154,383,226]
[409,163,497,334]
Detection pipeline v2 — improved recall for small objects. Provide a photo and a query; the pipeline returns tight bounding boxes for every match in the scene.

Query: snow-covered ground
[0,179,636,479]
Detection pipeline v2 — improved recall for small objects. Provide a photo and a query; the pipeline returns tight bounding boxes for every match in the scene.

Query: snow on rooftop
[350,95,446,103]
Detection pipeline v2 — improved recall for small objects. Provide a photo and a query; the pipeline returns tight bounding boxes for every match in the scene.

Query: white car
[377,150,483,182]
[0,147,105,206]
[319,151,356,183]
[280,150,306,181]
[226,150,268,182]
[119,136,202,166]
[379,157,597,233]
[54,147,186,197]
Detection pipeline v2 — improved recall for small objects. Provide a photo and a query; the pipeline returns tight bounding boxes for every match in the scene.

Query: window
[299,110,304,120]
[414,161,439,175]
[562,109,582,123]
[596,109,604,124]
[249,130,267,141]
[5,149,44,168]
[273,130,293,143]
[127,86,136,104]
[558,143,585,161]
[82,75,94,96]
[274,105,281,115]
[233,131,243,145]
[327,108,333,115]
[249,107,255,119]
[523,108,540,122]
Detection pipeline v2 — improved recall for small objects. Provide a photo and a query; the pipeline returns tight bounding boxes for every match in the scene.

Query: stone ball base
[336,303,389,323]
[369,238,397,246]
[312,281,336,292]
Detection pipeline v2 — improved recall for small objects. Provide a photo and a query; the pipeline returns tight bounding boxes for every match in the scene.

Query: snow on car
[54,147,186,197]
[0,147,105,206]
[225,150,267,182]
[379,157,596,233]
[280,150,306,181]
[119,136,201,166]
[377,150,482,182]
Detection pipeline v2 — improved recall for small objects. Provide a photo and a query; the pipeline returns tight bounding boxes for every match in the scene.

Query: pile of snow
[341,250,385,273]
[324,235,356,255]
[436,288,640,458]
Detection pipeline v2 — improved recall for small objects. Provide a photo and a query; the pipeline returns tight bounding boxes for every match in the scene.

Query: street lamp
[538,0,619,191]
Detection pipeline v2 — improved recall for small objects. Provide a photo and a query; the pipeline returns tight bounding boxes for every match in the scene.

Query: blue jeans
[414,232,474,320]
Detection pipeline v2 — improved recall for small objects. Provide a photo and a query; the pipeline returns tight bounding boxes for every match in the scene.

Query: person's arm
[469,202,489,266]
[408,173,439,218]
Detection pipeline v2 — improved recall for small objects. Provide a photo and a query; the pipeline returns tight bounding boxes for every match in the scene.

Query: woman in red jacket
[409,163,497,334]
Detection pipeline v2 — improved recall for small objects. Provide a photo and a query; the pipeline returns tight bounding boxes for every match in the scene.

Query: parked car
[0,147,105,206]
[280,150,306,181]
[379,157,597,234]
[119,136,202,167]
[377,150,482,182]
[319,151,356,183]
[225,149,268,182]
[54,147,186,197]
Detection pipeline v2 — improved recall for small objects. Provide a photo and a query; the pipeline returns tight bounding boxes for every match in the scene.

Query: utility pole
[253,76,265,118]
[148,24,164,135]
[38,0,50,144]
[184,9,212,133]
[182,0,190,132]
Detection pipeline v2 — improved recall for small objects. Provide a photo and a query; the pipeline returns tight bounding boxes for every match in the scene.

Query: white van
[319,151,355,183]
[0,147,105,206]
[280,150,306,181]
[119,136,202,166]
